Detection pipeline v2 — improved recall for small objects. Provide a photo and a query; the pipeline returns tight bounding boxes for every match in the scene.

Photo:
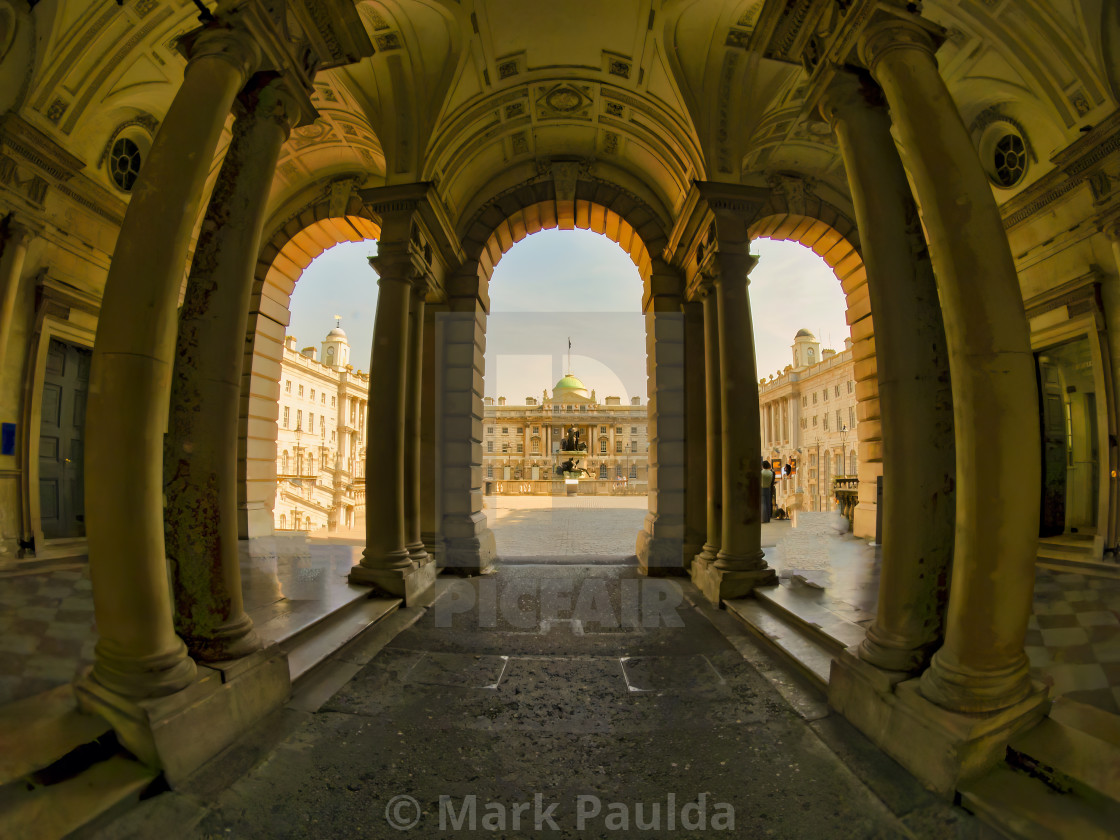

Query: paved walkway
[120,563,989,839]
[485,496,648,559]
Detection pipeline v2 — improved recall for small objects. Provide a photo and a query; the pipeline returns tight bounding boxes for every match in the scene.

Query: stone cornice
[1022,269,1102,321]
[1001,108,1120,231]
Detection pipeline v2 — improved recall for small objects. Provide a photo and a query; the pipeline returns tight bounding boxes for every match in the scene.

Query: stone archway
[237,184,381,539]
[749,204,880,537]
[441,175,684,572]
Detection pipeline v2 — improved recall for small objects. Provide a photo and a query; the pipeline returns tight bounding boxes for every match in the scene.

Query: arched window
[279,515,287,529]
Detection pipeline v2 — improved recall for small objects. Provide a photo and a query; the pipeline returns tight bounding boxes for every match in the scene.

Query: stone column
[403,283,429,565]
[1099,220,1120,550]
[636,261,686,574]
[421,302,442,561]
[861,19,1040,712]
[164,76,297,663]
[83,26,259,699]
[819,69,955,674]
[350,247,424,595]
[438,265,495,574]
[683,301,707,565]
[695,283,722,564]
[714,252,770,575]
[0,219,32,374]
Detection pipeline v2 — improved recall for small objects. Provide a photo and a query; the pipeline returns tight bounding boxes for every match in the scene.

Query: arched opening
[749,212,879,538]
[240,197,381,541]
[481,227,648,559]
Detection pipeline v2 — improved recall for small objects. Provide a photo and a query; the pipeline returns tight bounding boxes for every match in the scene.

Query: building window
[812,416,817,427]
[296,409,302,429]
[487,427,495,435]
[533,427,539,435]
[600,425,607,434]
[615,440,622,453]
[487,466,493,478]
[331,396,336,407]
[502,427,508,435]
[502,443,508,453]
[600,439,607,454]
[283,406,289,428]
[320,416,325,435]
[834,385,840,397]
[616,426,622,434]
[108,136,142,191]
[823,388,828,401]
[801,418,806,430]
[580,405,587,412]
[836,410,842,428]
[615,464,623,479]
[630,465,637,479]
[298,385,304,397]
[281,451,288,473]
[630,441,637,453]
[802,396,807,407]
[848,380,854,394]
[517,427,523,433]
[310,389,316,401]
[322,393,326,404]
[553,426,561,435]
[823,414,829,431]
[812,393,817,404]
[309,412,314,430]
[599,464,608,479]
[487,441,493,453]
[630,426,637,435]
[285,380,291,393]
[849,406,855,428]
[532,440,540,454]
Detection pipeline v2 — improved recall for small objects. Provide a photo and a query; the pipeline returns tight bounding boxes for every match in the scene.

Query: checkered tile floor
[1026,569,1120,714]
[0,565,96,706]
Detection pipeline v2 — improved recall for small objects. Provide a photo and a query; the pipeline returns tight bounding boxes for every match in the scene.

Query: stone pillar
[691,252,777,604]
[350,246,437,603]
[421,302,442,561]
[403,283,429,565]
[438,265,496,574]
[695,283,722,564]
[0,219,32,375]
[163,76,297,663]
[860,18,1041,712]
[819,69,955,674]
[83,26,259,699]
[636,261,686,575]
[714,252,770,575]
[1099,220,1120,550]
[683,301,707,565]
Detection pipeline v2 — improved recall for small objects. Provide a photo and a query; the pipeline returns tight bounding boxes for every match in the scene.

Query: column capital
[817,67,887,126]
[700,248,758,289]
[857,13,939,75]
[235,73,306,138]
[182,23,262,83]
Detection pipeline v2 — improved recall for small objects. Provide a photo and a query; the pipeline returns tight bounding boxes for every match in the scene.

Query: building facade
[759,330,860,514]
[483,374,647,490]
[273,327,368,533]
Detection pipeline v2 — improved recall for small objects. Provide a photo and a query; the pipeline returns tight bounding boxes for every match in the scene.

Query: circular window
[109,137,142,192]
[992,133,1026,188]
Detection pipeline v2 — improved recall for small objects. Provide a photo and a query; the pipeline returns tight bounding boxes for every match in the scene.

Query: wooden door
[1037,356,1067,537]
[39,338,91,539]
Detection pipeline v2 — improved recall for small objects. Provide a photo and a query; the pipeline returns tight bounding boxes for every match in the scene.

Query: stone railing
[485,479,647,496]
[834,476,859,530]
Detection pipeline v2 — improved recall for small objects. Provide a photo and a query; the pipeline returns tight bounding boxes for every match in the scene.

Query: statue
[560,425,587,452]
[555,458,589,478]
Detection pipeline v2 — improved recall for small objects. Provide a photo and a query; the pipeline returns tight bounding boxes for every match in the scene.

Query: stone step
[279,594,401,683]
[0,684,112,788]
[1007,715,1120,806]
[1047,695,1120,749]
[723,597,834,689]
[1035,552,1120,579]
[0,753,158,840]
[961,763,1120,840]
[752,583,868,654]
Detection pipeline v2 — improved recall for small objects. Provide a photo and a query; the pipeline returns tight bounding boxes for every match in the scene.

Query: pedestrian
[761,459,776,523]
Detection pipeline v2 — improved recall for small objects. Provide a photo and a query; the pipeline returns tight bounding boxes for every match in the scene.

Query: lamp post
[293,424,303,476]
[839,424,848,477]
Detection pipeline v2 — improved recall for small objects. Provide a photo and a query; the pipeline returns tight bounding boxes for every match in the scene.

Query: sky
[287,230,850,400]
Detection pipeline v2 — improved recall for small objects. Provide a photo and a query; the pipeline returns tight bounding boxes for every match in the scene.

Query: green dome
[553,374,590,400]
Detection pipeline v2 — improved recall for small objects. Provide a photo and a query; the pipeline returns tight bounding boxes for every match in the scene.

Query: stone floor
[485,495,648,559]
[111,564,992,839]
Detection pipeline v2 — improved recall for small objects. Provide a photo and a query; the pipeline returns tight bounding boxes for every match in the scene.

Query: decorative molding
[1023,270,1102,321]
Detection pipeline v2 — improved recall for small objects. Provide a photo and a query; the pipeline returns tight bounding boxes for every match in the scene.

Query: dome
[553,374,590,400]
[327,327,347,339]
[794,328,816,339]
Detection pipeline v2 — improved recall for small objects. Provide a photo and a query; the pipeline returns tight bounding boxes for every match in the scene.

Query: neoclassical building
[759,329,861,517]
[1,0,1120,828]
[274,325,368,532]
[483,373,648,489]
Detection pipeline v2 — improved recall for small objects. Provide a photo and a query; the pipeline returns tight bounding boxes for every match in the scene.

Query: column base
[89,640,197,700]
[349,558,437,606]
[406,541,430,567]
[689,556,777,605]
[828,649,1049,797]
[919,648,1035,714]
[636,526,686,577]
[858,625,936,675]
[183,614,262,663]
[441,529,496,577]
[75,649,289,786]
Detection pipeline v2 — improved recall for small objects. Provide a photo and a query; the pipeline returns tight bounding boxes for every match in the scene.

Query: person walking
[761,459,776,523]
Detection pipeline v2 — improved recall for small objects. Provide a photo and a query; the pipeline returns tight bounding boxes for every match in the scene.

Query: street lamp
[839,424,848,477]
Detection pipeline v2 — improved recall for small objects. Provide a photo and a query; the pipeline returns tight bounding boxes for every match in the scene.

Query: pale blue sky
[287,231,850,399]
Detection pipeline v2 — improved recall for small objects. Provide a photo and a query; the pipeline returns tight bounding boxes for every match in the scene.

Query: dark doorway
[39,337,90,540]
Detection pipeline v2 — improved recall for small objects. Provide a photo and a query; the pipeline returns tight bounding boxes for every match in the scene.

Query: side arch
[237,183,381,539]
[749,203,881,538]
